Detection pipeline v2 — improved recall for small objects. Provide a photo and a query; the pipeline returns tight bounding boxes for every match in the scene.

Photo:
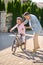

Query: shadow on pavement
[14,49,43,63]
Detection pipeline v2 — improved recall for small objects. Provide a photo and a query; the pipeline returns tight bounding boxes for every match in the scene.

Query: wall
[0,11,7,32]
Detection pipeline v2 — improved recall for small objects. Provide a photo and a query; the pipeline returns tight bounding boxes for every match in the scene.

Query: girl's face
[17,20,22,25]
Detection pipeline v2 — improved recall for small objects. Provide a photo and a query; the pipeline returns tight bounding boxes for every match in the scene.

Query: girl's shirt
[11,23,25,35]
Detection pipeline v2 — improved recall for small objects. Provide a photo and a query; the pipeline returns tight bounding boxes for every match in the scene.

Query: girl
[10,17,26,50]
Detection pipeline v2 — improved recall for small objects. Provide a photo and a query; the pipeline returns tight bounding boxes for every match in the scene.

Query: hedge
[0,0,43,27]
[0,0,5,11]
[12,0,21,27]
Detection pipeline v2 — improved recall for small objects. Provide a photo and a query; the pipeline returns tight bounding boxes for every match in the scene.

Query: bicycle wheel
[12,40,15,51]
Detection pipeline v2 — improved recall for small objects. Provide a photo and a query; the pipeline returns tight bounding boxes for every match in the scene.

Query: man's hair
[23,12,29,16]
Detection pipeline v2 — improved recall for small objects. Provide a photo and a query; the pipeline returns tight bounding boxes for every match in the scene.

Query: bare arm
[23,19,29,25]
[10,24,18,32]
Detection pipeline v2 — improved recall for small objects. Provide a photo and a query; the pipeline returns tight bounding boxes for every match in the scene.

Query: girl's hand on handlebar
[10,29,12,32]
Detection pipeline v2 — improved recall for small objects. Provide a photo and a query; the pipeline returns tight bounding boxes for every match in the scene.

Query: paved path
[0,31,43,65]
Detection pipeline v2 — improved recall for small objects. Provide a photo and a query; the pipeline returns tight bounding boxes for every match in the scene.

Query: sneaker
[33,49,37,52]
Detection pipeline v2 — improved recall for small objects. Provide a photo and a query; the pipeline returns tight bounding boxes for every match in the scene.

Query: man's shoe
[33,49,37,52]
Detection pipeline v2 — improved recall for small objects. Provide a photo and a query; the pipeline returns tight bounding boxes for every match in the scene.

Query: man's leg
[33,34,40,52]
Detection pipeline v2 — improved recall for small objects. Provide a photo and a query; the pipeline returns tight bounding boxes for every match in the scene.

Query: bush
[21,2,28,14]
[0,0,1,11]
[7,1,13,13]
[0,0,43,27]
[26,7,31,13]
[40,8,43,27]
[6,0,43,27]
[0,0,5,11]
[12,0,21,27]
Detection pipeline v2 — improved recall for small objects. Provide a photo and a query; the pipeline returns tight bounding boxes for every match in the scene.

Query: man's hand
[25,26,31,29]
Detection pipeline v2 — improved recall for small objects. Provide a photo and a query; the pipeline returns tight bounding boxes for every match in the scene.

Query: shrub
[6,0,43,27]
[12,0,21,27]
[0,0,5,11]
[40,8,43,27]
[7,1,13,13]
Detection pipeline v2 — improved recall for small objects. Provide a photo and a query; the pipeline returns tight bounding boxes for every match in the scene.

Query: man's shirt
[24,14,42,33]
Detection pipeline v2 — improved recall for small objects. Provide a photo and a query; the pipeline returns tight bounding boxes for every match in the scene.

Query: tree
[12,0,21,27]
[7,1,13,13]
[0,0,5,11]
[40,8,43,27]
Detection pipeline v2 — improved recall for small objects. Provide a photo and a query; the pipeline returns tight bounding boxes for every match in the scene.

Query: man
[23,12,42,52]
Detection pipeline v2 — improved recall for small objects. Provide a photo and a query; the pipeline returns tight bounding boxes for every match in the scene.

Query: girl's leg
[22,36,26,50]
[20,45,23,50]
[20,42,26,51]
[33,33,40,52]
[23,42,26,50]
[14,47,17,53]
[24,41,26,50]
[12,46,17,55]
[12,40,15,51]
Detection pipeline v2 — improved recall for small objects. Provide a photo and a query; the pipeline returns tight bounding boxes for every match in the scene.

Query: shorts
[33,28,41,35]
[18,34,25,43]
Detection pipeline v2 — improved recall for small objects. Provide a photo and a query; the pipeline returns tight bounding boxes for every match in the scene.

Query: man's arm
[25,26,31,29]
[24,19,32,29]
[23,19,29,25]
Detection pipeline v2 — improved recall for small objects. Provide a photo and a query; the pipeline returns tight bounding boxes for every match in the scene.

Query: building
[32,0,43,8]
[37,2,43,8]
[0,11,7,32]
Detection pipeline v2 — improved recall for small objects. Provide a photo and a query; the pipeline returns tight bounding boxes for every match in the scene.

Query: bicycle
[12,33,26,54]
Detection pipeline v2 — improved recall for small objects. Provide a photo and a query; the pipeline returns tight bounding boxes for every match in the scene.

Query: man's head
[23,12,30,20]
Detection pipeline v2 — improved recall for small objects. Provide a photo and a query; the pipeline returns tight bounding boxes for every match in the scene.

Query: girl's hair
[17,17,23,22]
